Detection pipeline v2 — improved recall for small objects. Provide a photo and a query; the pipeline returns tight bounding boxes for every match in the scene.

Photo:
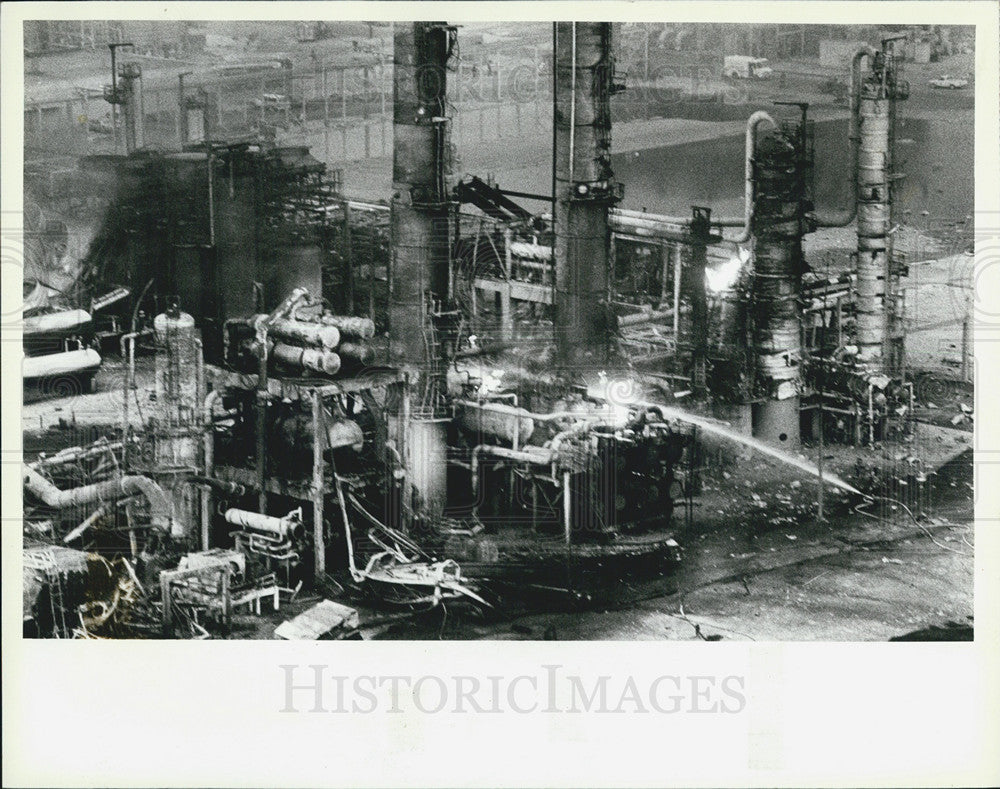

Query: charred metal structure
[24,24,947,641]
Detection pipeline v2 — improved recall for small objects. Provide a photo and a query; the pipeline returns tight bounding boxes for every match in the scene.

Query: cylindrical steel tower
[751,119,815,447]
[388,22,456,370]
[855,40,908,371]
[553,22,621,367]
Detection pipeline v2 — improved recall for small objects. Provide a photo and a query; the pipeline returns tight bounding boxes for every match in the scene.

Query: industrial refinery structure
[20,22,973,640]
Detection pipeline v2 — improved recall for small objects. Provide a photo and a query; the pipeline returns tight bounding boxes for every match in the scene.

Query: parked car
[928,75,968,89]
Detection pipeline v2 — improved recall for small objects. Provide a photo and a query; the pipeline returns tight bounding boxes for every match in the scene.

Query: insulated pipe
[23,466,174,532]
[34,441,124,469]
[201,388,222,551]
[255,288,310,334]
[617,307,675,328]
[815,45,877,228]
[548,420,619,453]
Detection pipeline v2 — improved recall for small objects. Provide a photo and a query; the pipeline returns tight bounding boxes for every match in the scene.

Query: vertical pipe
[110,44,118,155]
[312,390,326,578]
[343,202,354,313]
[562,471,572,546]
[206,152,215,247]
[660,241,671,303]
[255,362,267,513]
[672,244,682,338]
[551,23,558,258]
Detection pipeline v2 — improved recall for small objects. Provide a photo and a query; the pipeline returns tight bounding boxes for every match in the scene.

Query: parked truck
[723,55,774,80]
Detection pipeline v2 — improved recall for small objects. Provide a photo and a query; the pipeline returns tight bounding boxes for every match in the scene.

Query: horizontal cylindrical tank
[22,348,101,379]
[337,341,375,367]
[224,508,303,540]
[266,317,340,349]
[457,401,536,444]
[24,310,92,335]
[319,314,376,340]
[271,341,342,375]
[275,413,364,452]
[509,241,553,262]
[325,418,365,451]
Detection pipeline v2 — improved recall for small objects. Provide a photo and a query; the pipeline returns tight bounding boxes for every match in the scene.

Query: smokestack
[389,22,455,370]
[750,110,815,448]
[855,37,908,372]
[553,22,621,366]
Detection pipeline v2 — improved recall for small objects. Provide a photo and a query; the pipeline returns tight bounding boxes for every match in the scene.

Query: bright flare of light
[705,248,749,294]
[477,369,505,396]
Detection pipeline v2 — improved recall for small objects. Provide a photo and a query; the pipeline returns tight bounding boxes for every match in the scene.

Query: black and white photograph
[3,2,999,786]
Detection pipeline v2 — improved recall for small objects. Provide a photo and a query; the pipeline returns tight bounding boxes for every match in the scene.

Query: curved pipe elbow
[118,476,174,532]
[816,46,875,229]
[733,110,778,243]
